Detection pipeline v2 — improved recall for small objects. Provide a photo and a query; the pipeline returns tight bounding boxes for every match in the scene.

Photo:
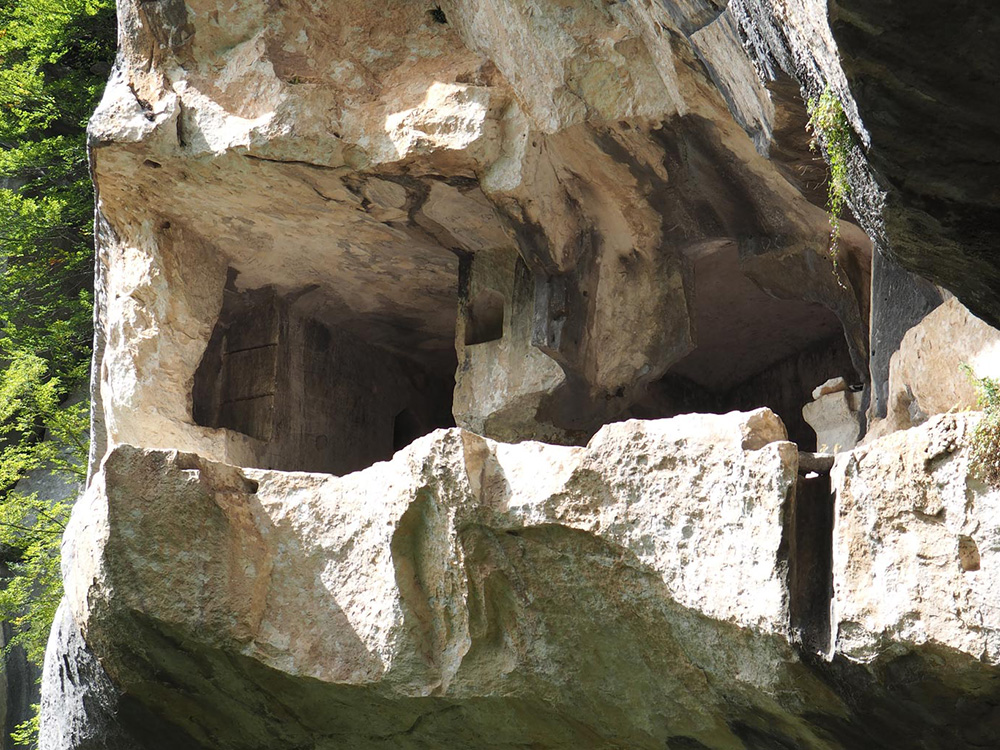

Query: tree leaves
[0,0,116,139]
[0,0,114,371]
[0,0,114,743]
[0,353,87,747]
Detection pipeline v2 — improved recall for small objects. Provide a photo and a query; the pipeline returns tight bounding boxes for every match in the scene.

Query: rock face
[831,0,1000,329]
[826,414,1000,749]
[834,414,1000,666]
[36,0,1000,747]
[48,410,1000,749]
[876,296,1000,437]
[60,412,813,749]
[89,0,870,457]
[730,0,1000,416]
[37,602,140,750]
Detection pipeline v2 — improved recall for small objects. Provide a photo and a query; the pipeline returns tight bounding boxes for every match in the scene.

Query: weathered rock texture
[874,296,1000,437]
[45,410,1000,749]
[58,412,811,748]
[37,602,141,750]
[730,0,1000,418]
[824,414,1000,747]
[834,414,1000,666]
[36,0,1000,747]
[89,0,871,459]
[831,0,1000,329]
[802,380,862,454]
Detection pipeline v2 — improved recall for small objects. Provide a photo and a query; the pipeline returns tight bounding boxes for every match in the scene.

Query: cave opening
[192,273,456,475]
[464,288,505,346]
[393,408,424,452]
[626,243,864,451]
[192,228,866,477]
[448,240,866,451]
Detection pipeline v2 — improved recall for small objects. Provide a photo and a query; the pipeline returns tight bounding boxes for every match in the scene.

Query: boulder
[56,410,815,748]
[834,413,1000,665]
[803,387,863,453]
[875,296,1000,436]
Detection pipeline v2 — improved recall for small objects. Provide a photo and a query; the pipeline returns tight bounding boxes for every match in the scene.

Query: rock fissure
[787,458,835,657]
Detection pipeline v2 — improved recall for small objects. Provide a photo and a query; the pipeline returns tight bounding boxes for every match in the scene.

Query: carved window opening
[393,408,424,452]
[193,273,455,475]
[464,289,505,346]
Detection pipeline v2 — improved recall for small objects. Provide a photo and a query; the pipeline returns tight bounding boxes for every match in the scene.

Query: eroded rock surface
[824,414,1000,748]
[831,0,1000,328]
[802,377,863,454]
[90,0,870,456]
[36,0,1000,748]
[46,410,1000,749]
[834,414,1000,665]
[874,296,1000,437]
[62,411,806,748]
[731,0,1000,416]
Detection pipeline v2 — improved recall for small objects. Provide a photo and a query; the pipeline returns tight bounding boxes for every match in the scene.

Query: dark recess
[464,289,505,346]
[393,408,424,452]
[833,0,1000,328]
[192,272,455,475]
[631,335,856,451]
[788,470,834,654]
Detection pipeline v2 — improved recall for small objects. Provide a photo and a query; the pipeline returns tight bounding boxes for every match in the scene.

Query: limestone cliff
[36,0,1000,748]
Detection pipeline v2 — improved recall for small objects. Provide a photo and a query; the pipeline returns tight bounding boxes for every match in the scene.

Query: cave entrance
[393,408,424,452]
[629,243,862,451]
[192,275,455,475]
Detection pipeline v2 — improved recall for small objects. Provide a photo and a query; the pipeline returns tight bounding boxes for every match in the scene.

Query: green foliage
[11,712,40,747]
[0,0,115,139]
[806,86,853,262]
[0,0,115,744]
[961,364,1000,487]
[0,357,88,748]
[1,0,116,379]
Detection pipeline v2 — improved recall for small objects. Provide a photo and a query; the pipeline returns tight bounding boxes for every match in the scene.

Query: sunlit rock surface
[87,0,870,458]
[835,414,1000,665]
[55,412,808,748]
[36,0,1000,747]
[43,411,1000,748]
[873,296,1000,437]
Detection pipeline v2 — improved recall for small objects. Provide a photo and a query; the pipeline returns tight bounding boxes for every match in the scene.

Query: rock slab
[42,408,1000,748]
